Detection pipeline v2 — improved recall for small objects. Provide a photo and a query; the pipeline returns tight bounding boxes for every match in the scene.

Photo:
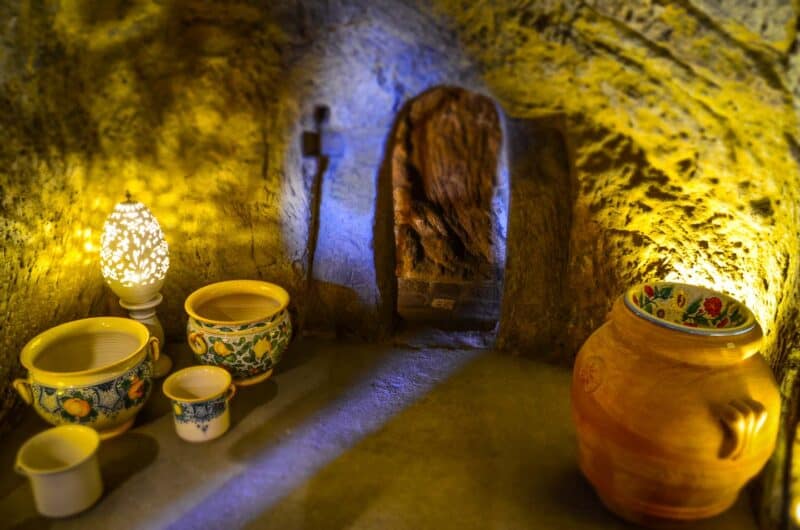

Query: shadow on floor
[228,341,405,462]
[230,380,279,427]
[164,340,485,529]
[100,432,159,495]
[274,337,320,375]
[225,351,759,530]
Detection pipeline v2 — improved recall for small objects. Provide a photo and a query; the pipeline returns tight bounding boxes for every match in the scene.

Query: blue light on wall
[278,11,509,331]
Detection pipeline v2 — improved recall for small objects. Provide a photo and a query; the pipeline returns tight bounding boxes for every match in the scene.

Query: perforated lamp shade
[100,200,169,304]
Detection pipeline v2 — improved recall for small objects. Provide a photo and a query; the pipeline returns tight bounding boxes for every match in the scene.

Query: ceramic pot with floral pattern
[185,280,292,386]
[14,317,159,440]
[572,282,779,524]
[163,365,236,442]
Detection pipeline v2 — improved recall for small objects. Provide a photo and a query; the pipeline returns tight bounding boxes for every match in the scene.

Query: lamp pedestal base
[120,293,172,378]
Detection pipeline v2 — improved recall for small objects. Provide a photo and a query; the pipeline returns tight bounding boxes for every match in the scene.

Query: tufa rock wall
[0,0,487,432]
[2,5,800,522]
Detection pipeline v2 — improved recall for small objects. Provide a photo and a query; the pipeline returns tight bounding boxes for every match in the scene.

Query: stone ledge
[0,338,759,529]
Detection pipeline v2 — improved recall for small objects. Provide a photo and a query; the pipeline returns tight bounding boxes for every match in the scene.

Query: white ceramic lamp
[101,195,172,377]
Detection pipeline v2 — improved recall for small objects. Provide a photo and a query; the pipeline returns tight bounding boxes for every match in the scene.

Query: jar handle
[148,336,161,363]
[188,332,207,355]
[225,383,237,402]
[719,398,767,460]
[12,379,32,405]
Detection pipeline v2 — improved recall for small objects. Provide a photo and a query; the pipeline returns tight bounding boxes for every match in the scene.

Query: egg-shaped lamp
[100,196,172,377]
[101,199,169,304]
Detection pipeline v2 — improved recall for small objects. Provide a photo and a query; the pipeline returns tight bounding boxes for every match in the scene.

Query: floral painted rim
[623,282,756,336]
[184,280,290,326]
[188,314,291,380]
[188,309,288,335]
[171,395,227,432]
[31,356,153,425]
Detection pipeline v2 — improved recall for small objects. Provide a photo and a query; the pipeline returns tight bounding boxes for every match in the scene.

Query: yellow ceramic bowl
[185,280,292,386]
[14,317,160,439]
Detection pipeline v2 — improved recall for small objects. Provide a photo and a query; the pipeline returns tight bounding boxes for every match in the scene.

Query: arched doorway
[389,86,506,329]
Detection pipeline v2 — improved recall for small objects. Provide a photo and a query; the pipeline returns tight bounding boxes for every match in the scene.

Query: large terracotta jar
[571,282,780,524]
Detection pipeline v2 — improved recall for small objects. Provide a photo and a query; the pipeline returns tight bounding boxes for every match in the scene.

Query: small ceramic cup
[15,425,103,518]
[163,365,236,443]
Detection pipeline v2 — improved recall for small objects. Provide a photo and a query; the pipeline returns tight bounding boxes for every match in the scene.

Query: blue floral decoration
[172,396,227,433]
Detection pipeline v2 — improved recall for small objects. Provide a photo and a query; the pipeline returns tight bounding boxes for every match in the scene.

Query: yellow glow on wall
[429,0,799,361]
[5,0,796,370]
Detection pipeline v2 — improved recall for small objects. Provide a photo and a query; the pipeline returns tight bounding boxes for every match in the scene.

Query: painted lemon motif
[63,398,91,418]
[127,378,145,400]
[253,338,271,360]
[173,403,183,416]
[213,341,232,356]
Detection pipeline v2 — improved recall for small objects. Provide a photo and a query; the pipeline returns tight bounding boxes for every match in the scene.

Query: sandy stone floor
[0,336,757,530]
